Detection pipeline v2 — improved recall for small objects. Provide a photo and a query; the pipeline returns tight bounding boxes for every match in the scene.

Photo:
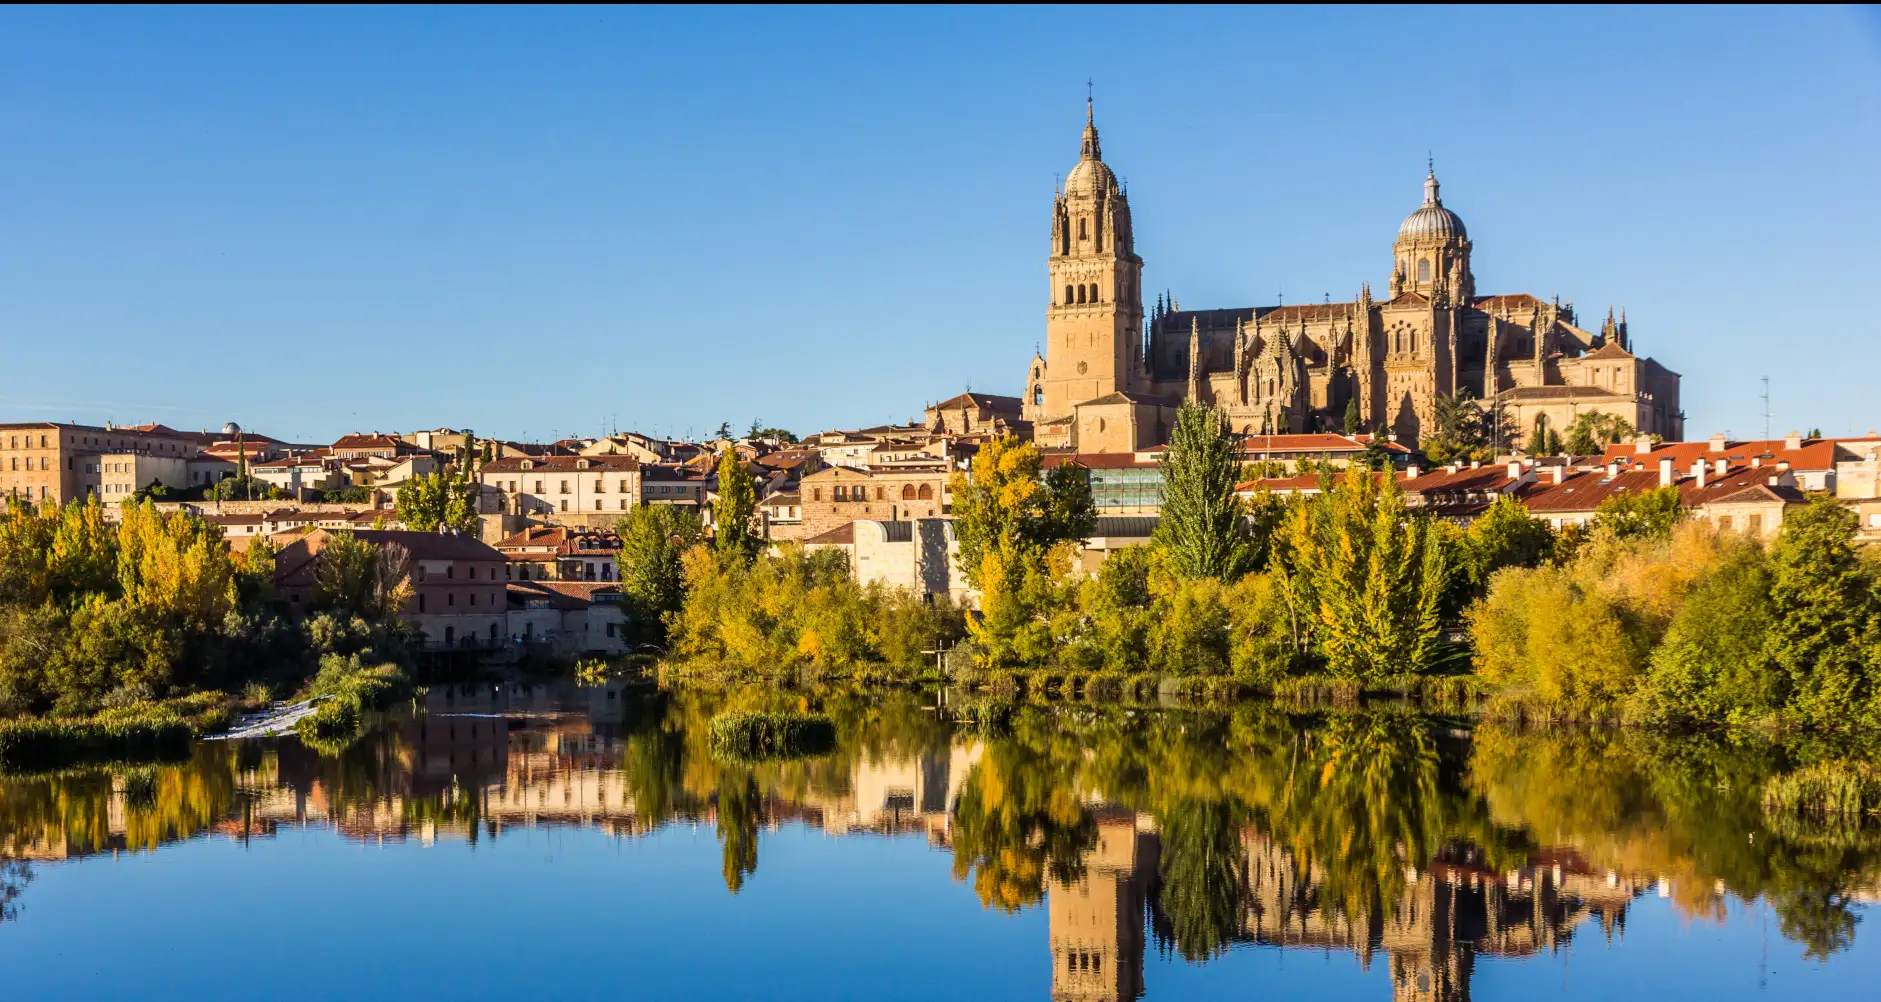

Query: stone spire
[1080,95,1101,161]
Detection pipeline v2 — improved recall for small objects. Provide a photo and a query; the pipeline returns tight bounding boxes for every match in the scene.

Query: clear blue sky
[3,6,1879,444]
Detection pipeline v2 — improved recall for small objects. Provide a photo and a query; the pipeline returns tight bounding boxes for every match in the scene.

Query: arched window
[1064,284,1073,305]
[1088,284,1099,303]
[1079,217,1088,240]
[917,483,934,500]
[1076,285,1085,304]
[1032,386,1043,406]
[1417,259,1431,282]
[901,484,916,500]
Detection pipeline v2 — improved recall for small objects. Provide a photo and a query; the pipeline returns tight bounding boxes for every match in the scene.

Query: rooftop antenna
[1760,376,1773,440]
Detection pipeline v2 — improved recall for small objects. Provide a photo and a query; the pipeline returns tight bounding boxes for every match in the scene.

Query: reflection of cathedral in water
[1046,816,1649,1002]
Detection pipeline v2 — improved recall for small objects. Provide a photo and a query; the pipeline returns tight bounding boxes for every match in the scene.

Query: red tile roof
[482,455,640,473]
[1600,437,1839,472]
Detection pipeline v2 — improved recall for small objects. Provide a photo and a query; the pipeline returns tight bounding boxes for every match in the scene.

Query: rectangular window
[534,480,543,493]
[560,500,568,512]
[594,480,603,493]
[619,499,628,510]
[560,480,569,494]
[619,480,629,493]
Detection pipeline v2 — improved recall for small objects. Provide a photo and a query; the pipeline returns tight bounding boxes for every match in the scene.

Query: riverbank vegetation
[0,498,417,761]
[653,400,1881,737]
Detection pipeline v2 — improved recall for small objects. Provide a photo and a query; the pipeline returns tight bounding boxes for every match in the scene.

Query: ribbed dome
[1397,169,1466,241]
[1064,156,1118,197]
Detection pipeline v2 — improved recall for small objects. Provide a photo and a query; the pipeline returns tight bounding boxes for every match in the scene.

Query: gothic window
[1411,331,1419,354]
[1089,283,1099,303]
[1079,217,1088,240]
[1032,386,1043,407]
[1418,259,1431,283]
[1064,284,1073,305]
[1076,285,1086,304]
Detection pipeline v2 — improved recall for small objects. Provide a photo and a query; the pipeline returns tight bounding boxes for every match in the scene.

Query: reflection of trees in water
[1,686,1877,972]
[0,860,30,923]
[1469,723,1881,961]
[1151,798,1247,962]
[715,773,761,894]
[949,712,1096,912]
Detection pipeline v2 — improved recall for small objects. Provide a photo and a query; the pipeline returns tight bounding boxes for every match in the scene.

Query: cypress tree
[712,448,760,565]
[1154,402,1253,580]
[1343,397,1361,435]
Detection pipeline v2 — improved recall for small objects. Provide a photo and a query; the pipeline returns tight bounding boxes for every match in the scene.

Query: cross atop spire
[1080,88,1101,161]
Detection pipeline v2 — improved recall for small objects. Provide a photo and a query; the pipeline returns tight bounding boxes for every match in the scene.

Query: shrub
[707,710,836,761]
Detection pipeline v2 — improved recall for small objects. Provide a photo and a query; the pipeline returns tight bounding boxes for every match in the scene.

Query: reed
[708,711,836,761]
[0,714,192,773]
[1762,761,1881,817]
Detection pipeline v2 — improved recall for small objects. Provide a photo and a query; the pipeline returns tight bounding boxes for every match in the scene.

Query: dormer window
[521,459,534,470]
[576,459,590,469]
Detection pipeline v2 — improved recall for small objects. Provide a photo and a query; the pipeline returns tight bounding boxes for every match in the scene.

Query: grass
[708,710,836,762]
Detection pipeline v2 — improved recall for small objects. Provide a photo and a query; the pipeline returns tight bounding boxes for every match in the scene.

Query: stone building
[797,464,947,539]
[0,421,202,508]
[1023,104,1684,453]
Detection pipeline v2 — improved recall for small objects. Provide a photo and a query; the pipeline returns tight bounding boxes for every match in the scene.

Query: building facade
[798,465,948,539]
[1023,105,1684,454]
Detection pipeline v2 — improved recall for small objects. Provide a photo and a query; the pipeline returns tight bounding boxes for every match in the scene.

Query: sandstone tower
[1024,100,1144,429]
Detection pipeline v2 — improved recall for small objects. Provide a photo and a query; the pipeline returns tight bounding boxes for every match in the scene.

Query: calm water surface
[2,683,1877,1000]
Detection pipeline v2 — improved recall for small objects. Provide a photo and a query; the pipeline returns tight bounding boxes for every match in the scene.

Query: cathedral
[1022,103,1684,454]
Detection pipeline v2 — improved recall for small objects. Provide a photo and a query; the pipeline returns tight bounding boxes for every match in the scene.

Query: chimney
[1506,461,1523,480]
[1406,464,1421,479]
[1634,434,1653,456]
[1606,462,1619,477]
[1470,459,1481,469]
[1714,458,1727,476]
[1768,475,1781,487]
[1690,460,1707,488]
[1777,460,1791,472]
[1785,430,1803,450]
[1752,456,1763,468]
[1658,458,1674,487]
[1549,466,1565,485]
[1709,433,1726,453]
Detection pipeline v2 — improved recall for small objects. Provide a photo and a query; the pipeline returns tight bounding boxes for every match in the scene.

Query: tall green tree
[616,504,704,640]
[393,472,478,534]
[1153,402,1253,580]
[1342,396,1361,435]
[1282,470,1448,679]
[1529,413,1564,456]
[711,448,761,565]
[1763,497,1880,727]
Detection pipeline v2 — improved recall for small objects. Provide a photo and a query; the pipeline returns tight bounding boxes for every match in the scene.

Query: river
[2,681,1877,1000]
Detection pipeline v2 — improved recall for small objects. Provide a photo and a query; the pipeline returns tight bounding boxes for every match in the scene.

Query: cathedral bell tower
[1028,99,1144,427]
